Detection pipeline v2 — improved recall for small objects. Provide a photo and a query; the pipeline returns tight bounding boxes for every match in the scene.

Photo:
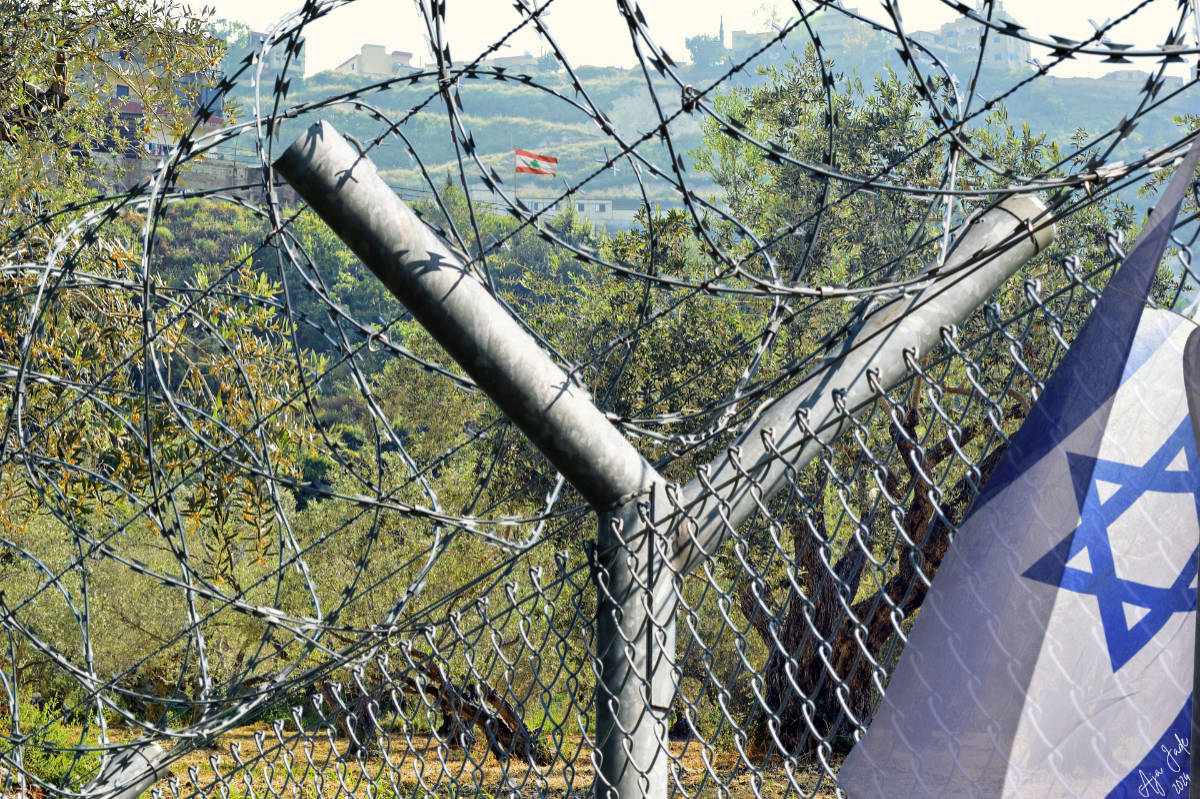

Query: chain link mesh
[2,0,1199,796]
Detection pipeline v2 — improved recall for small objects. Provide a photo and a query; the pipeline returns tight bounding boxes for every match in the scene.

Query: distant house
[730,29,774,54]
[481,53,538,70]
[101,46,225,158]
[334,44,414,77]
[246,30,306,77]
[515,196,652,230]
[92,37,265,197]
[908,0,1030,71]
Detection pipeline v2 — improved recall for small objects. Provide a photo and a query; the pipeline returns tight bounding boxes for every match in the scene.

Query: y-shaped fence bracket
[274,120,1055,798]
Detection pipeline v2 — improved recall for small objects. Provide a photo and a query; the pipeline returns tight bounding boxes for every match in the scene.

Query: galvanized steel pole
[82,742,169,799]
[273,121,658,512]
[274,121,672,799]
[672,196,1056,576]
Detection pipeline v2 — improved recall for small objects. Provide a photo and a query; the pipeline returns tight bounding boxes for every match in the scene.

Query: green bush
[0,698,100,789]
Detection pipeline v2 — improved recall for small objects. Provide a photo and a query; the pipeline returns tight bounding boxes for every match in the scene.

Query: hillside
[218,65,711,207]
[214,17,1194,218]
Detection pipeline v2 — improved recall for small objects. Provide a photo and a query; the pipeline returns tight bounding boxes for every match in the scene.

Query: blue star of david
[1022,417,1200,672]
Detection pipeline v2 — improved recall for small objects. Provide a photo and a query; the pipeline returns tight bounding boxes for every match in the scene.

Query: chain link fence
[2,0,1199,797]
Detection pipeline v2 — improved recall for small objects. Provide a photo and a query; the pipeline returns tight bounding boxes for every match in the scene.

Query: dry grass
[160,723,842,798]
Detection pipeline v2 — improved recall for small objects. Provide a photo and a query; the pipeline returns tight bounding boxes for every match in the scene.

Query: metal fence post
[274,121,673,799]
[594,485,676,799]
[82,742,170,799]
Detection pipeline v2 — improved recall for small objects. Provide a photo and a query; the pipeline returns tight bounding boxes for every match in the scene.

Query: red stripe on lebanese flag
[515,149,558,176]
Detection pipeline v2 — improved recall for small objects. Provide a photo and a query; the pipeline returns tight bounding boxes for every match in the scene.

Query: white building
[481,53,539,70]
[908,0,1030,71]
[334,44,414,77]
[517,196,650,230]
[730,29,774,54]
[247,30,306,77]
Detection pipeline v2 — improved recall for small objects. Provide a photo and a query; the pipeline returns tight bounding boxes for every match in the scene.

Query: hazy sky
[200,0,1196,79]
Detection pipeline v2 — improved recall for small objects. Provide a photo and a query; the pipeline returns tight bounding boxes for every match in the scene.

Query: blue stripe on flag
[1106,697,1191,798]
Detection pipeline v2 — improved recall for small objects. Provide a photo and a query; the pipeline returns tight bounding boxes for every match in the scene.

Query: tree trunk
[744,404,1012,760]
[320,681,377,756]
[326,658,552,765]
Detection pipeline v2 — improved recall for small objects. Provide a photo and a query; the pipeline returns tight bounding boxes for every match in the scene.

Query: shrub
[0,697,100,789]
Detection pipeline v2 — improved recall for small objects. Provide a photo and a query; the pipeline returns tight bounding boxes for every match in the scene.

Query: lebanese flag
[515,149,557,176]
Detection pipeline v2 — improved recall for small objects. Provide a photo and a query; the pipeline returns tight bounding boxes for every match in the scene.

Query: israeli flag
[840,140,1200,798]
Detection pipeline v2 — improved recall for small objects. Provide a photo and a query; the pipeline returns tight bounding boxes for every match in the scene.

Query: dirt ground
[161,723,843,798]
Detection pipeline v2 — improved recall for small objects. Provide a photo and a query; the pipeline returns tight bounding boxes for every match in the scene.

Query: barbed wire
[2,0,1199,797]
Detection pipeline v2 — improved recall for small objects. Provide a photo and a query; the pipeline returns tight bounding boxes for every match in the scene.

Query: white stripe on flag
[515,149,557,176]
